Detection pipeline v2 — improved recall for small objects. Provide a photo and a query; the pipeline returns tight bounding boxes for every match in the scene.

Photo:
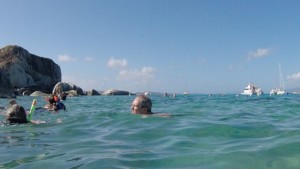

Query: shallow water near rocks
[1,94,300,169]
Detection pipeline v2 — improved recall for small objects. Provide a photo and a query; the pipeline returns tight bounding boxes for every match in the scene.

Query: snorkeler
[6,99,45,124]
[45,94,66,111]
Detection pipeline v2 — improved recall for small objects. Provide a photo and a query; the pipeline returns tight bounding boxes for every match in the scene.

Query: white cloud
[141,67,156,74]
[58,54,77,62]
[84,57,94,62]
[247,48,272,61]
[107,57,127,68]
[117,67,156,81]
[287,72,300,80]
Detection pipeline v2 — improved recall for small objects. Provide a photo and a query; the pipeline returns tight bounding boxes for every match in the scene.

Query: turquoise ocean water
[1,94,300,169]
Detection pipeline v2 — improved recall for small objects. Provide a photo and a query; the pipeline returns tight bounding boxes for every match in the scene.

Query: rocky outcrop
[0,69,15,98]
[86,89,101,96]
[64,90,78,97]
[0,45,61,97]
[30,91,49,97]
[102,89,132,96]
[16,85,47,96]
[52,82,84,97]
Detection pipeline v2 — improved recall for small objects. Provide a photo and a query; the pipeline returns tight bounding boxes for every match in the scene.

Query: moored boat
[270,63,286,95]
[183,91,189,95]
[241,83,263,96]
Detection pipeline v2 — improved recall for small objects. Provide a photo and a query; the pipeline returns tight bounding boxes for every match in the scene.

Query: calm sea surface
[1,94,300,169]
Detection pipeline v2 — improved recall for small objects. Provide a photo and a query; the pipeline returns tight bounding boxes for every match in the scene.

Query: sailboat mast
[279,63,285,90]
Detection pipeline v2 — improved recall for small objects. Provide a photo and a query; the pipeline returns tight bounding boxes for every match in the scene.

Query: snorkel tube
[27,99,37,121]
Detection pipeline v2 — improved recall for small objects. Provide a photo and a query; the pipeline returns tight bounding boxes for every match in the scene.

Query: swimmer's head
[48,94,56,104]
[6,104,28,124]
[8,99,17,106]
[131,95,152,114]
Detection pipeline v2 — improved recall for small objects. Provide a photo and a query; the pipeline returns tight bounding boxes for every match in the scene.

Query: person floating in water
[6,99,45,124]
[44,94,66,111]
[131,95,171,118]
[131,95,153,115]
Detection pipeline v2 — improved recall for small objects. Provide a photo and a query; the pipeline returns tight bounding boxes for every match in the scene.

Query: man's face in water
[131,98,149,114]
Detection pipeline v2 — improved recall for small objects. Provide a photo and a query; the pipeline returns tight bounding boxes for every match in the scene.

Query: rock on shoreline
[52,82,84,97]
[0,45,61,97]
[0,45,134,98]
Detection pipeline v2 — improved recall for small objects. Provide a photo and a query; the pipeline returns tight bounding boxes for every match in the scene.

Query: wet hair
[6,104,28,124]
[60,92,67,100]
[8,99,17,105]
[48,94,56,104]
[137,95,152,113]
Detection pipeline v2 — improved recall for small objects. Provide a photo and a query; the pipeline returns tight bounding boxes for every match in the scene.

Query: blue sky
[1,0,300,94]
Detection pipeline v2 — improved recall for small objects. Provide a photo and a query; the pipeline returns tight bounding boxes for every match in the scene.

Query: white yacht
[241,83,263,96]
[270,63,286,95]
[270,88,285,95]
[183,91,189,95]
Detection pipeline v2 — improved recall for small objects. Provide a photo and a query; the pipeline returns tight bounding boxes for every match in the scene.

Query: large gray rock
[52,82,84,96]
[86,89,101,96]
[103,89,132,96]
[65,90,79,97]
[0,45,61,96]
[0,69,15,98]
[30,91,49,97]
